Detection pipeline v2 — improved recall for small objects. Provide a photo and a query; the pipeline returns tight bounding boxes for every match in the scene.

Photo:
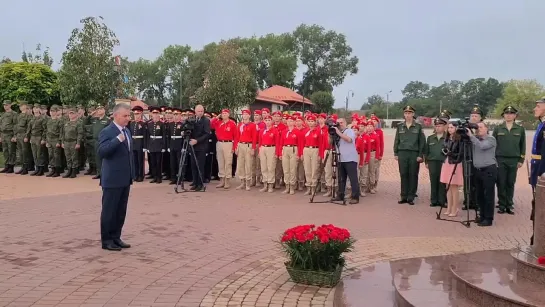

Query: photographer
[467,122,497,227]
[188,105,210,191]
[331,118,360,204]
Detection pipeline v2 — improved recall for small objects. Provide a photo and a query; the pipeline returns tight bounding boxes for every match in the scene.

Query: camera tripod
[310,141,345,206]
[174,134,206,193]
[435,139,479,227]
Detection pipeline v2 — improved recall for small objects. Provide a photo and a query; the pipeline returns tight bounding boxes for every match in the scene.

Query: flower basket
[279,224,355,287]
[285,262,343,287]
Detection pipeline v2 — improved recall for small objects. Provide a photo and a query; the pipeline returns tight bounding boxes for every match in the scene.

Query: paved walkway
[0,134,533,307]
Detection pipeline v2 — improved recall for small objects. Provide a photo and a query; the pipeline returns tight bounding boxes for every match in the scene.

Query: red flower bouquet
[280,224,355,287]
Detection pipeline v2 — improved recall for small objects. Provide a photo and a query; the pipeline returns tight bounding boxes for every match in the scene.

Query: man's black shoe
[349,198,359,205]
[102,243,122,251]
[408,200,415,206]
[497,208,506,214]
[169,180,176,185]
[398,199,407,204]
[113,239,131,248]
[193,185,204,191]
[506,208,514,215]
[430,203,437,207]
[478,220,492,227]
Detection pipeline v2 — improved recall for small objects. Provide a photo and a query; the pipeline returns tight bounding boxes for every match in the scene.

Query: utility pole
[346,90,354,112]
[385,90,392,119]
[179,69,183,108]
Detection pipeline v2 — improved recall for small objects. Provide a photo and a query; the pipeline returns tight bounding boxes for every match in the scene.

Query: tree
[310,91,335,113]
[401,81,430,103]
[185,43,218,104]
[21,44,53,67]
[127,58,168,104]
[194,42,256,112]
[361,94,385,110]
[0,62,59,105]
[58,16,120,106]
[494,79,545,120]
[293,24,359,96]
[158,44,192,107]
[459,78,503,116]
[1,57,11,64]
[427,80,463,115]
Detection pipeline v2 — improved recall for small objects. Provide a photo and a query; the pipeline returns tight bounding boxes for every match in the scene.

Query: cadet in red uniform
[280,115,302,195]
[301,114,325,195]
[370,115,384,191]
[258,115,281,193]
[356,120,371,196]
[252,109,266,187]
[365,121,382,194]
[214,109,237,189]
[272,111,287,188]
[294,115,307,190]
[234,109,257,190]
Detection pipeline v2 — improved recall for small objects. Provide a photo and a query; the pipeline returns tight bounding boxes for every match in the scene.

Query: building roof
[255,90,288,106]
[260,85,313,105]
[131,99,148,110]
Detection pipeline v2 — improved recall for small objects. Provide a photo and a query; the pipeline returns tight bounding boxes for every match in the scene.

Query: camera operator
[331,118,360,204]
[463,105,484,210]
[188,105,210,191]
[467,122,497,227]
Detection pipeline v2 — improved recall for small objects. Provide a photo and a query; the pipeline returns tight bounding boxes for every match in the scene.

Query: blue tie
[122,128,130,150]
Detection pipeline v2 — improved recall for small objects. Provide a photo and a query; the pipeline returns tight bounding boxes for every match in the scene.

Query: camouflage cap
[67,107,77,113]
[76,104,84,109]
[33,103,41,108]
[50,105,59,112]
[3,100,12,105]
[40,104,48,109]
[95,104,105,109]
[17,100,28,107]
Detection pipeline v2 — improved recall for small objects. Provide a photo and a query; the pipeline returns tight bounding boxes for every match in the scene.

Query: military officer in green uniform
[493,105,526,214]
[91,104,111,179]
[26,104,48,176]
[424,115,449,207]
[45,105,63,177]
[394,105,426,205]
[23,103,36,172]
[59,105,69,171]
[40,104,50,168]
[0,100,18,173]
[83,103,98,175]
[15,101,32,175]
[61,107,83,178]
[75,104,87,172]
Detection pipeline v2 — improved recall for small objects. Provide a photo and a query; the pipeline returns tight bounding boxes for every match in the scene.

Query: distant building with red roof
[259,85,312,111]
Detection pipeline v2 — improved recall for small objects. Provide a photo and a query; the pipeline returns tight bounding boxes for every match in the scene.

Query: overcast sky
[1,0,543,109]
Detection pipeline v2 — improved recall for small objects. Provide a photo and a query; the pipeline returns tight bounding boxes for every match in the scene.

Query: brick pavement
[0,133,534,307]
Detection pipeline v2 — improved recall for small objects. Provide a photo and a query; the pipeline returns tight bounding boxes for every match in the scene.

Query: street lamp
[345,90,354,112]
[385,90,392,119]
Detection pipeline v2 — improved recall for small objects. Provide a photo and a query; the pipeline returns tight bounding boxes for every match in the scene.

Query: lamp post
[345,90,354,112]
[385,90,392,119]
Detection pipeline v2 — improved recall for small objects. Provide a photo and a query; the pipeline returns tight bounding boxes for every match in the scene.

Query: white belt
[150,136,162,139]
[133,136,143,139]
[171,136,183,139]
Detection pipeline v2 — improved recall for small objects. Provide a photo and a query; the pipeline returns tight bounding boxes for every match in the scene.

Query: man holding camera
[463,105,483,210]
[188,105,210,191]
[467,122,497,227]
[331,117,360,204]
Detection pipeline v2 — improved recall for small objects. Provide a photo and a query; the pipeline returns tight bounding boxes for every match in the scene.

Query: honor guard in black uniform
[183,109,195,183]
[129,106,147,182]
[168,108,184,184]
[146,106,166,183]
[162,107,173,180]
[203,111,217,182]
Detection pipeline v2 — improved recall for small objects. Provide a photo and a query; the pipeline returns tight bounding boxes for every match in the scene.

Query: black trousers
[170,149,182,180]
[149,152,162,179]
[338,161,360,199]
[191,150,206,186]
[100,186,130,244]
[132,150,144,179]
[474,164,497,221]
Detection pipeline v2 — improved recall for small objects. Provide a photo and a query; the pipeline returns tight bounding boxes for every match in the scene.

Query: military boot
[7,165,15,173]
[30,166,40,176]
[235,180,245,190]
[267,183,274,193]
[84,167,94,175]
[46,167,55,177]
[216,178,225,188]
[282,184,290,194]
[51,167,60,178]
[259,183,268,192]
[0,165,9,173]
[70,168,77,178]
[245,180,251,191]
[20,164,28,175]
[92,173,100,180]
[90,167,97,175]
[62,168,72,178]
[36,166,45,176]
[224,178,231,189]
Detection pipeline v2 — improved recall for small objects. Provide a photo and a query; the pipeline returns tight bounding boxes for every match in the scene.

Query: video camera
[181,117,196,132]
[326,117,340,136]
[455,117,479,139]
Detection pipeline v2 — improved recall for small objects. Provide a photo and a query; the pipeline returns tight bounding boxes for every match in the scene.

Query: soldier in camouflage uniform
[40,104,50,168]
[91,104,111,179]
[15,102,32,175]
[83,104,97,175]
[60,107,83,178]
[59,105,69,171]
[76,104,87,171]
[24,103,35,172]
[0,100,17,173]
[45,105,63,177]
[26,104,48,176]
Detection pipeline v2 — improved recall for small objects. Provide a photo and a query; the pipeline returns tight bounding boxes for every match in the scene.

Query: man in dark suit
[188,104,210,191]
[97,103,134,251]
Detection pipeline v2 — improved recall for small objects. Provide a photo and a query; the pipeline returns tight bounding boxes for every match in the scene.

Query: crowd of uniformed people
[0,98,542,222]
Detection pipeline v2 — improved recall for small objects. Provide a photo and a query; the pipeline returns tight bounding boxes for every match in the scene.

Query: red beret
[241,109,251,115]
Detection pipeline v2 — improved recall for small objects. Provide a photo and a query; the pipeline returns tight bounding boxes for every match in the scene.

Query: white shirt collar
[113,121,124,132]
